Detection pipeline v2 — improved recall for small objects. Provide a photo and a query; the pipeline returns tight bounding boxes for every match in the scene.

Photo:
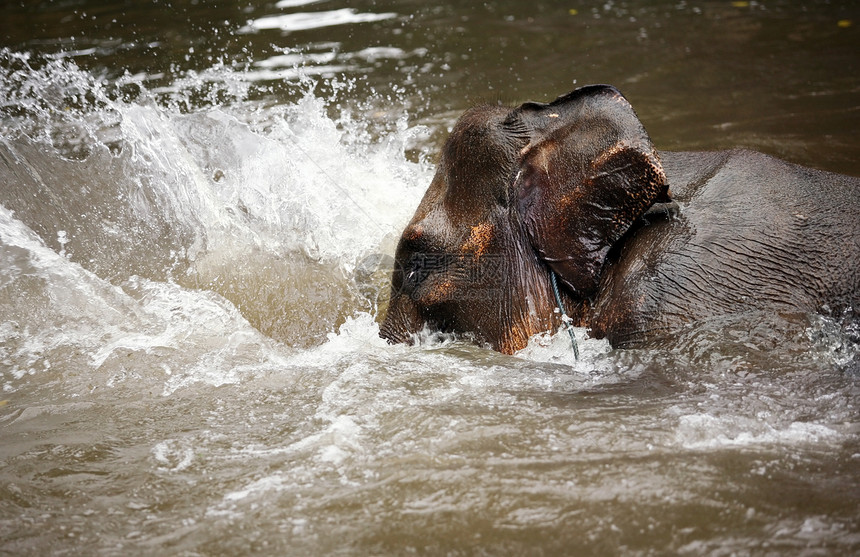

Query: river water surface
[1,1,859,555]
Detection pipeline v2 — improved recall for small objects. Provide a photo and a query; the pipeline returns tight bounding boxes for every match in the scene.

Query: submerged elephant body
[591,149,860,347]
[380,85,860,353]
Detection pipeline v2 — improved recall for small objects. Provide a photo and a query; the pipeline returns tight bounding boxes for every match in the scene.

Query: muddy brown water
[1,1,858,555]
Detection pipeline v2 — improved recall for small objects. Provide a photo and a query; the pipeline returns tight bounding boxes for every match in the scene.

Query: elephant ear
[514,85,669,297]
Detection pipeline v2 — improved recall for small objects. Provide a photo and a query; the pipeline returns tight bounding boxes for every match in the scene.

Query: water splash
[0,49,433,351]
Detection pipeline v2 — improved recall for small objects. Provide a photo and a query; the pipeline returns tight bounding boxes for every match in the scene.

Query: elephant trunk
[379,294,425,345]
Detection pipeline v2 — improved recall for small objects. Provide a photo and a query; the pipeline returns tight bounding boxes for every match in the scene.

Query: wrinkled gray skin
[380,84,860,353]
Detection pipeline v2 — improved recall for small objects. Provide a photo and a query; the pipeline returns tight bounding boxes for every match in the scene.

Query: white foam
[152,439,195,472]
[254,51,338,68]
[274,0,323,8]
[247,46,420,82]
[675,413,842,449]
[352,46,409,63]
[0,204,291,394]
[516,328,612,367]
[239,9,397,34]
[114,277,293,395]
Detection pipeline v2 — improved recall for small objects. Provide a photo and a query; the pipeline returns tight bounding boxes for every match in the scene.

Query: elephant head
[380,85,669,354]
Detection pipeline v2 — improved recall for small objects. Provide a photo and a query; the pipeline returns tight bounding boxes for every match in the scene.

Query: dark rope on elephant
[550,271,580,360]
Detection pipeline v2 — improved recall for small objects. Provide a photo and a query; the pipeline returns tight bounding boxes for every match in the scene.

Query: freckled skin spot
[461,222,494,257]
[590,141,627,168]
[425,280,455,305]
[405,224,423,241]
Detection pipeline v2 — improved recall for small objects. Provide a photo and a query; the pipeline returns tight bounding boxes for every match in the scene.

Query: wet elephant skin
[380,85,860,353]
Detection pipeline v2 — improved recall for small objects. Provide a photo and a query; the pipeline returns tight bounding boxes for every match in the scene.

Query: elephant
[379,84,860,354]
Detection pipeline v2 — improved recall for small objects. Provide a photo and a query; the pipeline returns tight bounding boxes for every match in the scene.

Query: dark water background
[1,1,859,555]
[5,0,860,172]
